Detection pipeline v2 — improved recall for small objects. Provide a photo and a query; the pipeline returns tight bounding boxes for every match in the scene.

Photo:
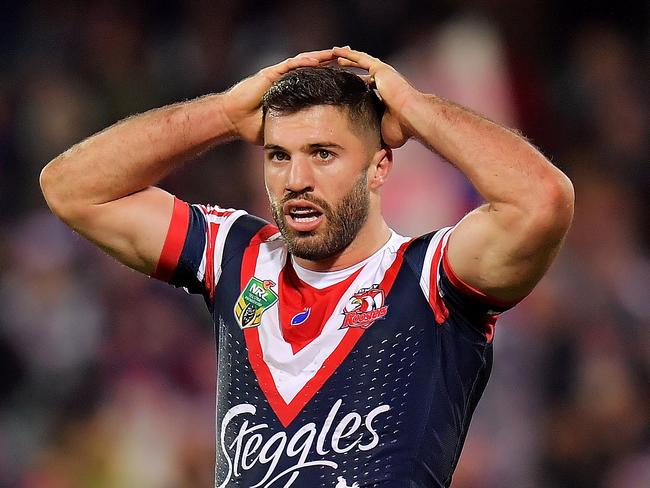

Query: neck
[293,216,392,272]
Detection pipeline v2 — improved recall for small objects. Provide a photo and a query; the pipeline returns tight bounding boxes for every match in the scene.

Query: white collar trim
[290,230,405,289]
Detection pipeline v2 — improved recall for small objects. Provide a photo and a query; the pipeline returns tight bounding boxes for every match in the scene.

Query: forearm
[40,93,235,214]
[332,46,573,299]
[402,93,572,221]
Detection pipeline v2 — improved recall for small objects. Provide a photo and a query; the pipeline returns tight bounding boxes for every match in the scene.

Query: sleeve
[419,227,520,343]
[151,197,253,299]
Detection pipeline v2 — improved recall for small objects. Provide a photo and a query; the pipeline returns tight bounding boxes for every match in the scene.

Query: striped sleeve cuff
[152,197,190,282]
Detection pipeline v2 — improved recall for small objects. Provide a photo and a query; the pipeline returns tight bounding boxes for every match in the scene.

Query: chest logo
[340,284,388,330]
[234,277,278,329]
[290,307,311,326]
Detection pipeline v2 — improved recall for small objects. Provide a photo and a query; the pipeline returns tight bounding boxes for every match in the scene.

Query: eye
[269,151,289,162]
[316,149,332,160]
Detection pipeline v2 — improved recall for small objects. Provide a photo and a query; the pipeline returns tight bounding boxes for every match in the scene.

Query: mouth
[283,199,325,233]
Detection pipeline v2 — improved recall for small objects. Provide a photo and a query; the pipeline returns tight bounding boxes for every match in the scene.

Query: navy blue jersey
[154,198,514,488]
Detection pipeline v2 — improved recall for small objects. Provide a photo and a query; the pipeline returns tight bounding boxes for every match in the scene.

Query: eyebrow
[263,144,286,151]
[263,142,344,152]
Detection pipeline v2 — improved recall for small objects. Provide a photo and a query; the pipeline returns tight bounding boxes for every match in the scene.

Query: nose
[285,156,315,194]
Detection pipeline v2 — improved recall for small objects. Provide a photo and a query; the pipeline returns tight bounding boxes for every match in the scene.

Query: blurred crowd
[0,1,648,487]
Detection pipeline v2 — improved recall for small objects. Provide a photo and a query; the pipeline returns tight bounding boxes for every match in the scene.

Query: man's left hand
[333,47,419,148]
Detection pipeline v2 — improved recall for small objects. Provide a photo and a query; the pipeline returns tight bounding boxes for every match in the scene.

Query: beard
[269,170,370,261]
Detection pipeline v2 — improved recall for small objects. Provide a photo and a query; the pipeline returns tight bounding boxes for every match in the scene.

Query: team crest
[340,284,388,329]
[234,277,278,329]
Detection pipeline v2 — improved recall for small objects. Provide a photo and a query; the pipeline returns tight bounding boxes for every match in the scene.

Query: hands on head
[222,49,335,144]
[333,47,420,148]
[223,47,418,148]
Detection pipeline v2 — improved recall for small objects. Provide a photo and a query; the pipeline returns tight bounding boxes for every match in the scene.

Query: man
[40,47,574,487]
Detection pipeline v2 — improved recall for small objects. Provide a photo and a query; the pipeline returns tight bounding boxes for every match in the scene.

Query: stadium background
[0,1,648,486]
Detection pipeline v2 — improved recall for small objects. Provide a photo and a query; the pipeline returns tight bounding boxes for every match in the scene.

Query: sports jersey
[153,198,514,488]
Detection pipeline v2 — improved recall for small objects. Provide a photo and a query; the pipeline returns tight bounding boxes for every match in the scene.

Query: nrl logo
[234,277,278,329]
[340,284,388,330]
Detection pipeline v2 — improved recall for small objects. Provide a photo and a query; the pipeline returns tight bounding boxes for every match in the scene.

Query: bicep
[70,186,174,275]
[446,203,566,303]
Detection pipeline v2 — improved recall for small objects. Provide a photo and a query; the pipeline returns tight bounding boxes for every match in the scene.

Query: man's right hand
[40,49,338,278]
[222,49,337,145]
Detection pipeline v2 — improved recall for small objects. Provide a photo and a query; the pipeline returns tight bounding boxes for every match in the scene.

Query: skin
[334,47,574,302]
[268,168,371,262]
[39,49,338,275]
[263,105,392,271]
[40,47,574,304]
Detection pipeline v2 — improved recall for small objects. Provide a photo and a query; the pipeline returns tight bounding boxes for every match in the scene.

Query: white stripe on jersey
[194,206,247,287]
[290,231,403,290]
[254,233,411,404]
[435,228,454,293]
[419,227,453,301]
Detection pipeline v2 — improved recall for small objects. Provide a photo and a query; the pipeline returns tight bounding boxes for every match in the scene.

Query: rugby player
[40,47,574,487]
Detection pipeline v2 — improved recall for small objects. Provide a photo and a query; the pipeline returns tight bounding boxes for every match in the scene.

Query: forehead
[263,105,362,148]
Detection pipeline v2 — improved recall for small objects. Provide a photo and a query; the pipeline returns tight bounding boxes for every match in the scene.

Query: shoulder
[401,227,453,270]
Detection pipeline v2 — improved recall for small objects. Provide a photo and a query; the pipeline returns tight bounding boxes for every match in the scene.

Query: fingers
[294,49,337,62]
[258,47,381,86]
[286,49,337,69]
[259,54,321,82]
[336,57,363,69]
[332,46,380,70]
[267,49,338,77]
[358,74,374,84]
[284,56,320,70]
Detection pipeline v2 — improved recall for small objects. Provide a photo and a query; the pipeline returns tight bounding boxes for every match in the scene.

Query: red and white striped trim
[419,227,453,324]
[153,198,191,281]
[241,230,413,427]
[194,204,247,300]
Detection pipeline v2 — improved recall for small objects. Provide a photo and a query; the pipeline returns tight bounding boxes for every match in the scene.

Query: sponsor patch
[234,277,278,329]
[290,307,311,326]
[340,285,388,329]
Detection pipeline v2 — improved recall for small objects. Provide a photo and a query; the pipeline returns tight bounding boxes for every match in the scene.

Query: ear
[368,147,393,190]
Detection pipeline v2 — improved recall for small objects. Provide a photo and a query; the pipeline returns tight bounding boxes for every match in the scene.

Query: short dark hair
[262,67,385,147]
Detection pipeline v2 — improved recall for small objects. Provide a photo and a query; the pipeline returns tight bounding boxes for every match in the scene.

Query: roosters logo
[340,285,388,329]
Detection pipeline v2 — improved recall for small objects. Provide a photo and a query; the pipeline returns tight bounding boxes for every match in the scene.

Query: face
[263,105,376,261]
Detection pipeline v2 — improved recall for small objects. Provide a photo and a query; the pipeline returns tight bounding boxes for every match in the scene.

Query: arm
[334,47,574,303]
[40,50,336,276]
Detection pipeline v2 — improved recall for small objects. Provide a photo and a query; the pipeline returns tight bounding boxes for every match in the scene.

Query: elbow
[548,171,575,231]
[40,162,63,215]
[529,170,575,240]
[39,161,84,224]
[39,163,57,210]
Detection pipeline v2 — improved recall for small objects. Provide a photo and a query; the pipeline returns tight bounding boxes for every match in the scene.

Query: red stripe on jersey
[244,237,416,428]
[441,241,521,344]
[203,209,236,301]
[441,250,518,309]
[252,224,281,245]
[282,238,415,426]
[278,263,363,355]
[381,238,415,293]
[237,224,278,295]
[204,222,217,301]
[484,316,497,344]
[153,197,189,282]
[429,231,450,324]
[241,225,287,423]
[201,206,233,218]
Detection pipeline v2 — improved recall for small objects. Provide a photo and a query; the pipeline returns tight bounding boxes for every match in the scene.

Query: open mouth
[283,200,325,232]
[289,207,322,222]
